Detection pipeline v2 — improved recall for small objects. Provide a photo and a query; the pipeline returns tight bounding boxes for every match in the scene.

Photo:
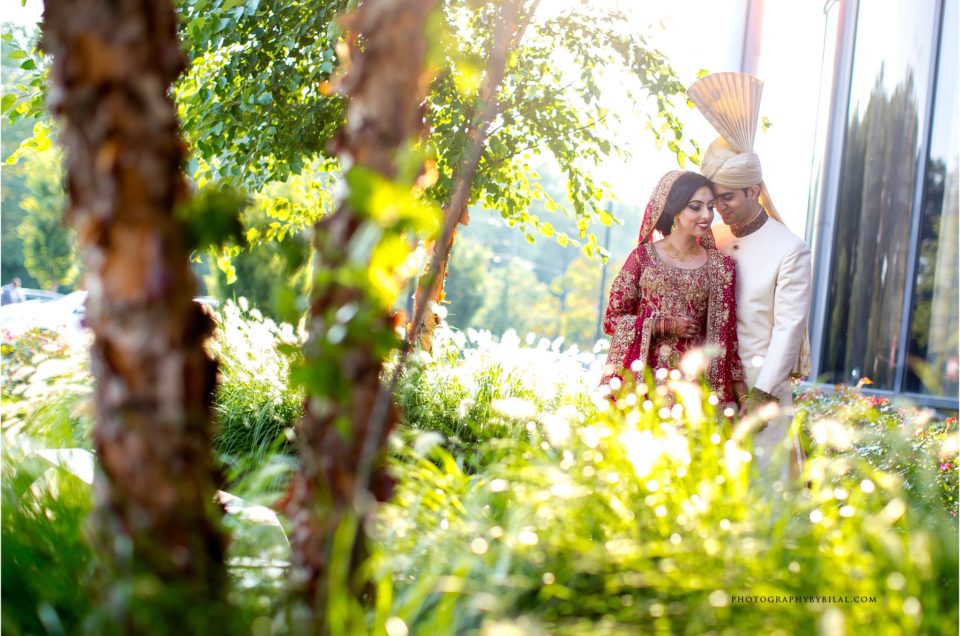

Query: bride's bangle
[655,316,678,336]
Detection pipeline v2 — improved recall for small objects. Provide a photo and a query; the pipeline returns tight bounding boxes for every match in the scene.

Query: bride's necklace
[661,239,701,261]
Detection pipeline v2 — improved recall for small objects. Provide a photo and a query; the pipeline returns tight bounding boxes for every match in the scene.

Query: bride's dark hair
[655,171,712,236]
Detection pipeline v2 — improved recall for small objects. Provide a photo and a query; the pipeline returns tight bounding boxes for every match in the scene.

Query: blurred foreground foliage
[1,317,957,634]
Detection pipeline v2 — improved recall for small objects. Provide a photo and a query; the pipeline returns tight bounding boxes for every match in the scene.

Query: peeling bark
[41,0,228,628]
[284,0,436,628]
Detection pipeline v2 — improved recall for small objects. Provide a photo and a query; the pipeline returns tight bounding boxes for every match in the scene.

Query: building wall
[805,0,959,409]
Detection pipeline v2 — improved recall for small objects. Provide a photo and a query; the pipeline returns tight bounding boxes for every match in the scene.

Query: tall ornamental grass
[207,299,304,482]
[380,322,959,635]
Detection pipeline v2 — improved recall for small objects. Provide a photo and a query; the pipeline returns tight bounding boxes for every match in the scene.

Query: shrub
[795,385,959,517]
[1,329,96,634]
[394,325,604,468]
[2,319,956,634]
[2,454,95,634]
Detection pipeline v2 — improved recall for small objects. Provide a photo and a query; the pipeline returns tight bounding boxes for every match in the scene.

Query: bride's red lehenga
[600,171,744,404]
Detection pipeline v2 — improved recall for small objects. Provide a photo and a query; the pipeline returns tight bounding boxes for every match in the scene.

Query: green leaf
[345,166,441,237]
[33,135,51,152]
[290,359,340,398]
[271,285,302,324]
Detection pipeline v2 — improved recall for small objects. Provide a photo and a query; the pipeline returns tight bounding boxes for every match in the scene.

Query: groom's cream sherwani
[712,217,811,476]
[712,218,812,405]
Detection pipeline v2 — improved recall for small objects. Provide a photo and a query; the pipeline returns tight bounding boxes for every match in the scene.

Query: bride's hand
[674,317,699,339]
[654,316,700,338]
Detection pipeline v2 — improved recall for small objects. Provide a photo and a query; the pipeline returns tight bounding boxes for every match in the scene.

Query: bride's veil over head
[637,170,717,249]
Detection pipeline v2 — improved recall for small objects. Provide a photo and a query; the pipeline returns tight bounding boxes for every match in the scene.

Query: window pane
[804,3,840,240]
[905,0,959,397]
[820,0,938,388]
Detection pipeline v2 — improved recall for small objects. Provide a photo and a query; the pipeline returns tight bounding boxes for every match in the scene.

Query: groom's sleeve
[754,241,812,397]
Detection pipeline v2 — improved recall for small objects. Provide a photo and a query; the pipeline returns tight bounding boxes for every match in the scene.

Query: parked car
[0,290,87,342]
[19,288,65,303]
[0,291,222,343]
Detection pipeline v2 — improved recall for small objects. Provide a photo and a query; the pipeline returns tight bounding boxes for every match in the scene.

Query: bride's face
[674,186,715,238]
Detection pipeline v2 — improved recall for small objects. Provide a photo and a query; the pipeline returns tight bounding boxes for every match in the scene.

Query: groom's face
[712,184,759,226]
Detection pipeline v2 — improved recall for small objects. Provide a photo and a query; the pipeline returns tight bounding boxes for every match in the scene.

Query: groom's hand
[741,387,780,420]
[733,382,749,416]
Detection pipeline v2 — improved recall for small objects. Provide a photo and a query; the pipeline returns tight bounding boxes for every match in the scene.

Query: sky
[2,2,41,27]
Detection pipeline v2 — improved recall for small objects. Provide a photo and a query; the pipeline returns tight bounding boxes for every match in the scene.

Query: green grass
[380,324,959,634]
[2,328,95,634]
[2,451,95,635]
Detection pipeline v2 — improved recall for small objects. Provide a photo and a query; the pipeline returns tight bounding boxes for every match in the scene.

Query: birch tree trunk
[284,1,436,629]
[410,0,533,350]
[41,0,228,629]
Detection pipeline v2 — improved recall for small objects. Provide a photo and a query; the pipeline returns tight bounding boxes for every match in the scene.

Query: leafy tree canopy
[175,0,348,187]
[5,1,697,299]
[175,1,696,256]
[423,1,695,259]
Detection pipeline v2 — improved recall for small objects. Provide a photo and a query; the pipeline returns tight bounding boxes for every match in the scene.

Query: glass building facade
[807,0,958,409]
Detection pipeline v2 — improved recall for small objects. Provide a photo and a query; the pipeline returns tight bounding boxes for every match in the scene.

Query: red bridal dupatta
[600,171,743,404]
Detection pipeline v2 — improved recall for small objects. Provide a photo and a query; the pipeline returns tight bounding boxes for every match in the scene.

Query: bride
[600,170,747,408]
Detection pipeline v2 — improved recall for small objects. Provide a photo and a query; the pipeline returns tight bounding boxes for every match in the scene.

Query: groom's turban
[701,137,763,189]
[687,71,784,224]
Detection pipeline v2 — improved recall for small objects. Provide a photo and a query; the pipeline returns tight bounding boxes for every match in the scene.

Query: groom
[687,73,813,479]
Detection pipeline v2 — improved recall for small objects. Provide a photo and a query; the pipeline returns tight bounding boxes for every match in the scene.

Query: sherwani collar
[730,208,768,238]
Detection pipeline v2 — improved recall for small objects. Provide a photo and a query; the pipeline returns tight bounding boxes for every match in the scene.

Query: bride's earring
[671,216,680,233]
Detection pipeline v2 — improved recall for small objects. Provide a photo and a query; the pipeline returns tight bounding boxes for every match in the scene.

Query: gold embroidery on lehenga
[641,245,709,371]
[603,269,638,375]
[601,245,743,401]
